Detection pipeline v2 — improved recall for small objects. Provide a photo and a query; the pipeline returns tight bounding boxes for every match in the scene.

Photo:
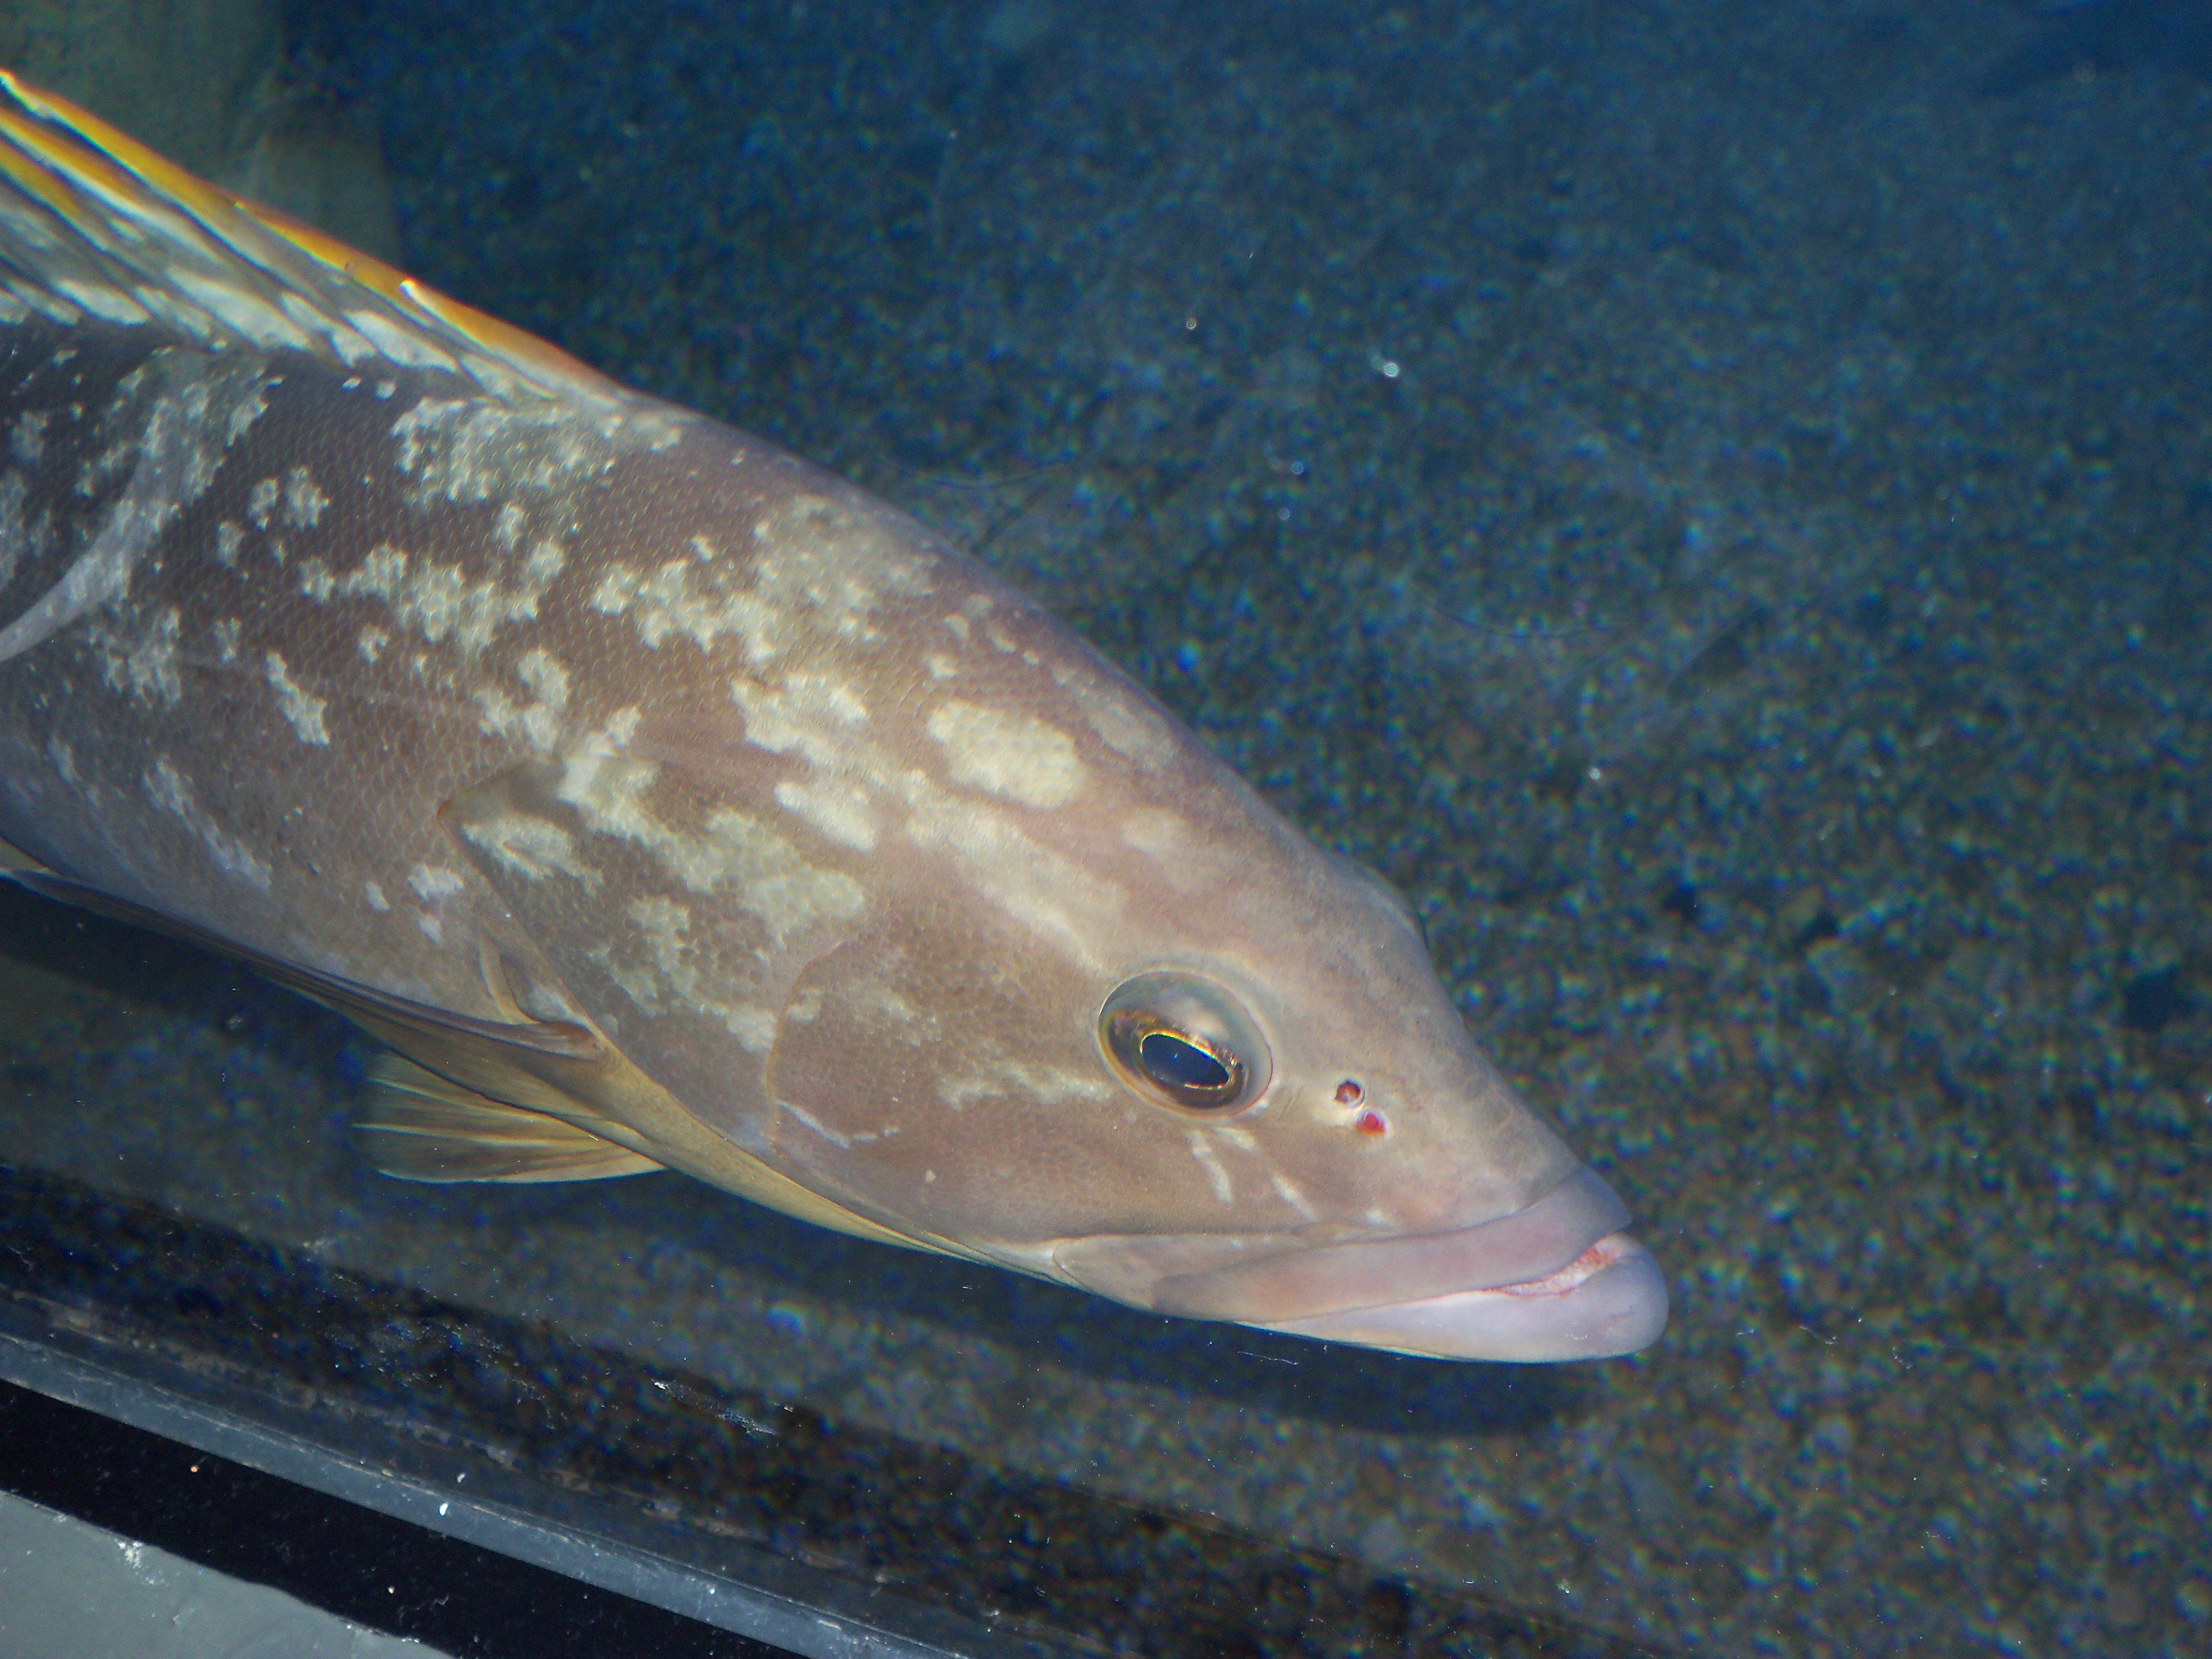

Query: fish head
[754,642,1667,1363]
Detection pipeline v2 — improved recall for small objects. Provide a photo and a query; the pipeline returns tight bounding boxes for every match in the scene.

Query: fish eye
[1098,970,1270,1114]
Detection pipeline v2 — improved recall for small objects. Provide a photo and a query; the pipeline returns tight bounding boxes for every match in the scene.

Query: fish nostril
[1352,1107,1389,1138]
[1334,1078,1364,1106]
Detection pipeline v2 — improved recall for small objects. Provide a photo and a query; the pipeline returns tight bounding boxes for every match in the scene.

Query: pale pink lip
[1266,1229,1667,1361]
[1054,1167,1670,1362]
[1144,1167,1638,1321]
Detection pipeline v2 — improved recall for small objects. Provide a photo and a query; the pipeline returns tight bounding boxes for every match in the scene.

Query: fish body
[0,77,1664,1361]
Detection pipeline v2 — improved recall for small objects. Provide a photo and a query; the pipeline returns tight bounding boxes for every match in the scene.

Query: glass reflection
[2,2,2207,1655]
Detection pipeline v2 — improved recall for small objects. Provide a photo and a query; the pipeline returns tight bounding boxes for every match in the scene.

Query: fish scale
[0,74,1664,1362]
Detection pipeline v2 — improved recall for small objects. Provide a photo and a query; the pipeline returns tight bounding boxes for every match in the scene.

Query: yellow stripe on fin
[0,833,52,874]
[0,72,626,405]
[356,1054,666,1184]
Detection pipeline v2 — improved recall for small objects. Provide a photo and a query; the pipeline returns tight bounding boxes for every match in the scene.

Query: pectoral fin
[0,834,51,874]
[356,1054,664,1183]
[7,867,654,1158]
[11,867,982,1261]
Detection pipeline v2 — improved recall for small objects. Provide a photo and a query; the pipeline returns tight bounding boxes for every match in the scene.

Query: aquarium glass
[2,2,2206,1655]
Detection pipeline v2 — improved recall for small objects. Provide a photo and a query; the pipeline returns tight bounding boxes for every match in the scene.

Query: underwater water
[1,0,2207,1654]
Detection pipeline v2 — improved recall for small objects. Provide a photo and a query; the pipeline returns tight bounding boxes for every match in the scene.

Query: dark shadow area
[1978,0,2212,96]
[0,1379,788,1659]
[0,1165,1669,1659]
[0,880,367,1087]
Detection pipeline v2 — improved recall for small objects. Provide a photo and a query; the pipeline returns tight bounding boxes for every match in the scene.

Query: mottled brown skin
[0,71,1671,1361]
[0,295,1661,1357]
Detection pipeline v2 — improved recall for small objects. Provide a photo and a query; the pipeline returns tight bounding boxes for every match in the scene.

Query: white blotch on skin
[281,465,328,529]
[415,910,444,943]
[210,617,241,665]
[357,625,389,663]
[338,543,548,658]
[777,1098,854,1148]
[900,779,1124,970]
[475,648,572,749]
[600,895,782,1044]
[937,1057,1114,1111]
[387,395,683,512]
[1186,1131,1235,1204]
[589,558,780,663]
[455,811,603,891]
[594,498,929,662]
[246,477,279,531]
[143,758,271,889]
[1057,660,1179,769]
[264,652,329,744]
[925,699,1084,808]
[215,521,244,567]
[364,880,390,912]
[407,864,465,902]
[1121,810,1187,859]
[1270,1170,1320,1221]
[558,753,863,947]
[522,540,566,583]
[732,674,870,763]
[1118,807,1239,894]
[516,648,570,715]
[96,606,182,706]
[1,359,269,666]
[773,777,878,851]
[731,1005,777,1053]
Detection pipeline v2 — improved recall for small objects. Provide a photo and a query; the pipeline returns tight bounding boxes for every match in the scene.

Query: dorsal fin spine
[0,70,629,405]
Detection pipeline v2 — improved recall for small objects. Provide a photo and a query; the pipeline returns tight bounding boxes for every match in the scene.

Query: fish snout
[1053,1165,1668,1362]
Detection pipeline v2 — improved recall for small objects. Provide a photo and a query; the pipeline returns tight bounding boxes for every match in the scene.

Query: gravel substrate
[3,1,2208,1654]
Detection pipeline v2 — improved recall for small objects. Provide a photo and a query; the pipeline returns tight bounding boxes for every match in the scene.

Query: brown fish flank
[0,76,1665,1360]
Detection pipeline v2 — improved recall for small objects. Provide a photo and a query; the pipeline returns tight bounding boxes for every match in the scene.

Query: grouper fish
[0,76,1666,1361]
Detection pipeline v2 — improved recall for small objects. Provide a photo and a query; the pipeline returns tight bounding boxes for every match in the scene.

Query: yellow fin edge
[0,70,626,401]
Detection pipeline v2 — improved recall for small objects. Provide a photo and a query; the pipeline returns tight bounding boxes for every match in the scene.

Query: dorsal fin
[0,72,627,407]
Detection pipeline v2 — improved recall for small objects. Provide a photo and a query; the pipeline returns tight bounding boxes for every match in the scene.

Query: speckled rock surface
[2,1,2207,1654]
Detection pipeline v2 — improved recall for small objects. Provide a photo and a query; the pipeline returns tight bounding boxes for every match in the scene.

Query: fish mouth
[1052,1166,1668,1362]
[1258,1228,1667,1361]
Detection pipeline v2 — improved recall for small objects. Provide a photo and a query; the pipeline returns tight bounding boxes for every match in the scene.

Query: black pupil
[1139,1031,1232,1093]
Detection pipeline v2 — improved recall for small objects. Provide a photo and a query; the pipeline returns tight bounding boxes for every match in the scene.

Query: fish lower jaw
[1262,1231,1669,1362]
[1046,1165,1669,1362]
